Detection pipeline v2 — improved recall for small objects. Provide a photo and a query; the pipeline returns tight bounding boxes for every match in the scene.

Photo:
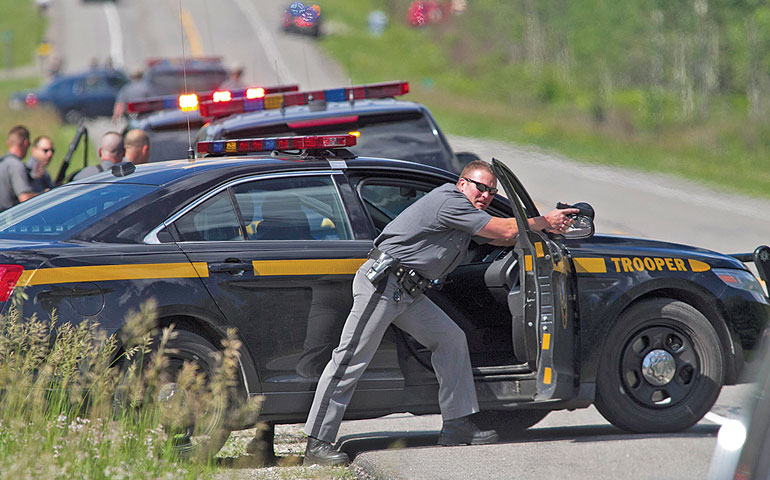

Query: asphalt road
[46,2,770,479]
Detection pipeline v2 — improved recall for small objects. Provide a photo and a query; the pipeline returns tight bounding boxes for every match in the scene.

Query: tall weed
[0,296,247,479]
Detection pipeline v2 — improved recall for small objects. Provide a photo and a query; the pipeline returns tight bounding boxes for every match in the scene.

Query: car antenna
[177,0,194,161]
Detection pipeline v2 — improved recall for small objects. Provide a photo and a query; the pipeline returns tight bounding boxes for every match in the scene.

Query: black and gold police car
[0,134,767,455]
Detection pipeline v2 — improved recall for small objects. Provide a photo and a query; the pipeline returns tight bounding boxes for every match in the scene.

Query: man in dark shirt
[303,160,578,465]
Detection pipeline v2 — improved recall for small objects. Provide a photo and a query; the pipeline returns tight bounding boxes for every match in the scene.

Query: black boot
[303,436,350,466]
[438,415,499,446]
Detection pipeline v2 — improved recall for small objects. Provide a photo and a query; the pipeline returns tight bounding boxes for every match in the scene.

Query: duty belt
[393,265,433,296]
[367,248,433,296]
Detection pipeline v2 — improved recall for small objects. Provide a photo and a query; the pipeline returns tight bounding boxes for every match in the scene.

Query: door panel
[492,159,576,401]
[174,173,403,394]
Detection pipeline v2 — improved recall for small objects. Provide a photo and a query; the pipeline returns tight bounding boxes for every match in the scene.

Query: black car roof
[132,98,424,132]
[69,153,457,188]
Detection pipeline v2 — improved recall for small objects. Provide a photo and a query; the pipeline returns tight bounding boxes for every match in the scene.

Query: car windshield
[147,70,228,96]
[225,111,456,171]
[0,183,156,240]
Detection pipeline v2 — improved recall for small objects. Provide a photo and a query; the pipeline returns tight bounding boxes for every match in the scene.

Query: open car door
[491,158,576,401]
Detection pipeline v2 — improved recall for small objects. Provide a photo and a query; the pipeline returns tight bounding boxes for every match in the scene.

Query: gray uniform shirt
[0,153,34,211]
[72,160,115,181]
[375,183,493,279]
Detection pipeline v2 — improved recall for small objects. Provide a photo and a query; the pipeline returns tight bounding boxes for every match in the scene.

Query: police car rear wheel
[114,330,236,459]
[473,410,549,439]
[595,299,723,433]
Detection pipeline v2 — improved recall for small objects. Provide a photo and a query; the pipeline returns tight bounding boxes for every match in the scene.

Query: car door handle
[208,262,254,273]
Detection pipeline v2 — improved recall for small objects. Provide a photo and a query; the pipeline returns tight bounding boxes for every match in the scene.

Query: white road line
[704,412,729,425]
[231,0,296,84]
[103,2,124,68]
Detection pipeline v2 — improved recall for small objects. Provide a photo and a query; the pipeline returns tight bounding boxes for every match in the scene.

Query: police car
[129,80,479,172]
[126,83,300,162]
[0,134,767,455]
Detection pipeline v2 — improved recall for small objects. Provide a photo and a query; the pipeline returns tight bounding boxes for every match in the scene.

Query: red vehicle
[281,2,321,37]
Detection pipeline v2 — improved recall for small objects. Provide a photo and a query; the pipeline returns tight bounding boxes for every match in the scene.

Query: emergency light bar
[127,84,300,114]
[196,134,357,155]
[199,80,409,119]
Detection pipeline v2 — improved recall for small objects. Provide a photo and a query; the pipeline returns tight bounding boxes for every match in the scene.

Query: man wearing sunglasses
[26,136,55,193]
[304,160,578,466]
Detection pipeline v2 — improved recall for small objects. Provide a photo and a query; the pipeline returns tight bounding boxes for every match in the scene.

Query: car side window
[231,175,352,241]
[174,191,243,242]
[359,182,430,232]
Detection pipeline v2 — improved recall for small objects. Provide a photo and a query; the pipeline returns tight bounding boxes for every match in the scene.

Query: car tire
[473,409,549,439]
[114,330,242,459]
[594,298,724,433]
[63,109,84,124]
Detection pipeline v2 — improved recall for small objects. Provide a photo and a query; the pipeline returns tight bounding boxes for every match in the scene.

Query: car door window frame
[145,171,355,244]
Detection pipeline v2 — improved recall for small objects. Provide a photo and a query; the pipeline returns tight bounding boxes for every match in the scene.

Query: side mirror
[562,215,595,239]
[558,201,595,239]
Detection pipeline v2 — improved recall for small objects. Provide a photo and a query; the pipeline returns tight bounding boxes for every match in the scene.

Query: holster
[393,265,432,296]
[365,248,399,284]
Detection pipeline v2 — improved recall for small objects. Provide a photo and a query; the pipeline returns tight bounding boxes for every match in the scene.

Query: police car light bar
[199,81,410,119]
[127,84,300,114]
[196,134,357,155]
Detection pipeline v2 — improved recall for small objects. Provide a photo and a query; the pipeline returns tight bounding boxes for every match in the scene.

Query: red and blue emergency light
[196,134,356,155]
[127,84,300,114]
[198,80,409,118]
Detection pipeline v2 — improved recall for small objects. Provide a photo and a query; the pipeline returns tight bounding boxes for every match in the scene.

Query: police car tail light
[126,84,299,114]
[178,93,199,112]
[199,80,409,118]
[25,93,38,107]
[196,134,357,154]
[0,264,24,302]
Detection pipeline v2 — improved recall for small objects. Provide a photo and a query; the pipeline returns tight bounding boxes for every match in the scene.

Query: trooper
[72,131,124,180]
[303,160,579,465]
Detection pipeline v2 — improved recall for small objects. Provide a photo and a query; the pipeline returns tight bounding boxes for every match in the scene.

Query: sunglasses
[462,177,499,195]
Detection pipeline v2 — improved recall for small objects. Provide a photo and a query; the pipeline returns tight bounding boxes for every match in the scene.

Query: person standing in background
[0,126,37,211]
[26,135,55,193]
[124,129,151,165]
[72,131,124,180]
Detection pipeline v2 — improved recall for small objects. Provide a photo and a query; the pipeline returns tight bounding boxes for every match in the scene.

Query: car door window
[358,182,430,232]
[231,175,352,241]
[175,191,243,241]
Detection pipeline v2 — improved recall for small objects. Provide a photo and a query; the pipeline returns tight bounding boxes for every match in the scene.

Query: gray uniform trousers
[304,259,479,443]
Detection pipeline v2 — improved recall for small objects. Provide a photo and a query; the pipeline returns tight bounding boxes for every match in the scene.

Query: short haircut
[124,129,150,149]
[7,125,30,145]
[459,160,494,179]
[32,135,52,147]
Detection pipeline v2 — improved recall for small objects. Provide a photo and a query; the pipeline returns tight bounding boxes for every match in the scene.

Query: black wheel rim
[619,324,700,409]
[159,356,226,452]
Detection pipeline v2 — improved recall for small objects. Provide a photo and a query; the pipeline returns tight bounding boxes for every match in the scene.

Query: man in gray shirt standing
[0,125,37,212]
[303,160,579,465]
[72,131,125,181]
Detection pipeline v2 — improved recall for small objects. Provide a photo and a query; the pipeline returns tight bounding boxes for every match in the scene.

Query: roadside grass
[0,0,46,69]
[0,296,236,479]
[0,0,85,181]
[317,1,770,199]
[0,76,87,180]
[0,292,358,480]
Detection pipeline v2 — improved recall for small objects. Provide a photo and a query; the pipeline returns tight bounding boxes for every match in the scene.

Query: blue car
[9,68,128,123]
